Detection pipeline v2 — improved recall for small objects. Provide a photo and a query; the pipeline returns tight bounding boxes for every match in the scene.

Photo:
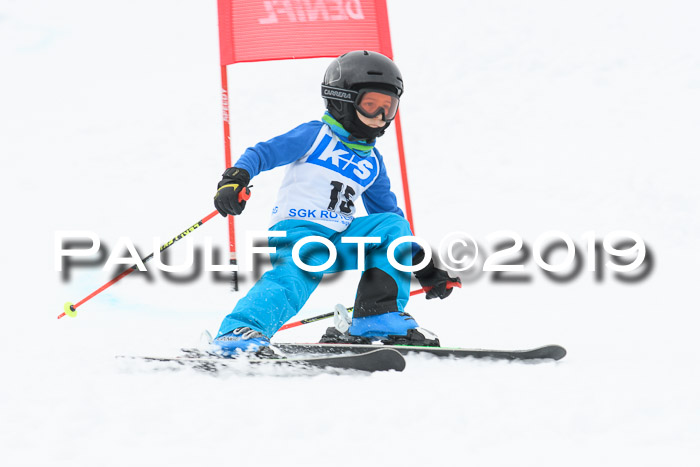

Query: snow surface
[2,0,700,465]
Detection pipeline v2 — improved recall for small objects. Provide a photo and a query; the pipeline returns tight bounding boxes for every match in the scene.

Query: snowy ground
[2,0,700,465]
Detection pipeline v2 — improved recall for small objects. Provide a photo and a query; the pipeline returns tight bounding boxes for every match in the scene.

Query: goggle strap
[321,85,358,103]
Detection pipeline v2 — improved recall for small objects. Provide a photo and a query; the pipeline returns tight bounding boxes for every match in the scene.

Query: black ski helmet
[322,50,404,141]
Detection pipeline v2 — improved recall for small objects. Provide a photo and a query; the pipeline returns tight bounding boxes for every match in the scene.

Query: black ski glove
[214,167,251,216]
[413,249,462,300]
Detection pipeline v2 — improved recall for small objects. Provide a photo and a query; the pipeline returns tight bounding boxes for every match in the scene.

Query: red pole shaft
[409,281,462,297]
[221,64,240,291]
[278,312,335,331]
[73,268,136,310]
[393,110,415,233]
[221,65,231,168]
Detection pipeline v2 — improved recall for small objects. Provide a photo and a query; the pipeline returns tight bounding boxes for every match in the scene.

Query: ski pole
[410,280,462,297]
[278,311,336,331]
[278,281,462,331]
[58,190,251,320]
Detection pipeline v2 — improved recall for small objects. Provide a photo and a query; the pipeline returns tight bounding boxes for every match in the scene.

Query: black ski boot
[320,326,441,347]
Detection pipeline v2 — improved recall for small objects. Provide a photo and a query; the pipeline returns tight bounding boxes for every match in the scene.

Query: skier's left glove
[413,249,462,300]
[214,167,251,217]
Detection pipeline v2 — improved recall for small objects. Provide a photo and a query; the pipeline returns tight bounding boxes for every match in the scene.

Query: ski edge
[273,343,567,361]
[117,348,406,373]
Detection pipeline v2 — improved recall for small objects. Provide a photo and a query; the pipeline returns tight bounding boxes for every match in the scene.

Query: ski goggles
[322,85,400,121]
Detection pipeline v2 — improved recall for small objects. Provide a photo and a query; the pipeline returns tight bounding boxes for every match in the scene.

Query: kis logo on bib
[306,134,378,187]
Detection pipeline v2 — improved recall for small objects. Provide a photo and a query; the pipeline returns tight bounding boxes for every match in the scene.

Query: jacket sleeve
[233,121,324,178]
[361,148,405,218]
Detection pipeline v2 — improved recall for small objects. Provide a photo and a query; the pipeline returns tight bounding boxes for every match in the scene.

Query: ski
[273,343,567,361]
[118,348,406,374]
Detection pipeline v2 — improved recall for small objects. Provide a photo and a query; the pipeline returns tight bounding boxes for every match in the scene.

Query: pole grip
[238,187,251,202]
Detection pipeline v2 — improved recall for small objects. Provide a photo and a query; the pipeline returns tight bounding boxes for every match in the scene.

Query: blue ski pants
[216,213,413,338]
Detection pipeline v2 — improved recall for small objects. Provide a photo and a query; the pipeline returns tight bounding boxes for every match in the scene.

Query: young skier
[212,50,460,354]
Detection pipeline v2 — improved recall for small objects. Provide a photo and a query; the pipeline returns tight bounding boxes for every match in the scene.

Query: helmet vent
[367,71,383,75]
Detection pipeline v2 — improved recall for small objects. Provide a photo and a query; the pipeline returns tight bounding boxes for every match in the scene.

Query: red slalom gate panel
[217,0,394,65]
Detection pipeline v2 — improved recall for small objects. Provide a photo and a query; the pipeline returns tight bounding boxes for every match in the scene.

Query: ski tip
[548,345,567,361]
[327,348,406,373]
[378,348,406,372]
[526,345,567,361]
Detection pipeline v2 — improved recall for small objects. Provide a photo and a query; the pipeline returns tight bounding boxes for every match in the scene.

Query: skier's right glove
[413,249,462,300]
[214,167,251,217]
